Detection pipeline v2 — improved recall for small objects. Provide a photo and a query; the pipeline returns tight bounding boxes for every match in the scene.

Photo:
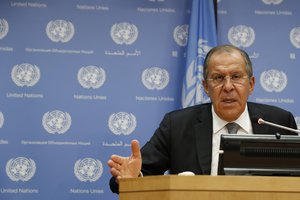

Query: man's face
[202,50,255,122]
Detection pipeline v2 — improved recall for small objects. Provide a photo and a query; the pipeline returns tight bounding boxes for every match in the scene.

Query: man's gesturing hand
[107,140,142,183]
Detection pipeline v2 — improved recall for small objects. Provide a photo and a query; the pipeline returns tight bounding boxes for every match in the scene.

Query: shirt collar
[212,104,252,134]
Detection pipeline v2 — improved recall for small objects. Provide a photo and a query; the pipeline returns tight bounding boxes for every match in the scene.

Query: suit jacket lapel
[248,103,269,134]
[194,104,213,174]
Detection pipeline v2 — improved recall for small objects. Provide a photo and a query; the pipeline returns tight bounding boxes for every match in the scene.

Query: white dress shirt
[210,105,253,176]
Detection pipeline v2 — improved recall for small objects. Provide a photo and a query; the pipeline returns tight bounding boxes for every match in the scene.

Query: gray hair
[203,44,253,80]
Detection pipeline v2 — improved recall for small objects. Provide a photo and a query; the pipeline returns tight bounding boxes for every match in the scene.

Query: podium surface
[119,175,300,200]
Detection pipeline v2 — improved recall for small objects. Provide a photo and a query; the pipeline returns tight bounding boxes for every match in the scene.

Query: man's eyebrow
[209,70,244,74]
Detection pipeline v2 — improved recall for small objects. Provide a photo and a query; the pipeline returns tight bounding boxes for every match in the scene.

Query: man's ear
[202,79,210,96]
[249,76,255,95]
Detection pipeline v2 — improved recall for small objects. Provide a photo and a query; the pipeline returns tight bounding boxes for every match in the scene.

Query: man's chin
[217,107,242,121]
[220,101,239,108]
[219,112,240,122]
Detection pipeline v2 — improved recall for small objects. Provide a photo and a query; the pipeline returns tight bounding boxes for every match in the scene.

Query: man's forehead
[208,50,245,66]
[211,49,241,58]
[207,51,247,72]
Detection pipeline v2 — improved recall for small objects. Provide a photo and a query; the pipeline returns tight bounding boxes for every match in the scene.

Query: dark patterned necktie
[226,122,239,134]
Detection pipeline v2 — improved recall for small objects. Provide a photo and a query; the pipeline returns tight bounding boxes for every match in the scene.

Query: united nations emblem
[182,61,210,108]
[197,38,212,58]
[142,67,169,90]
[0,18,9,40]
[228,25,255,48]
[11,63,40,87]
[6,157,36,182]
[182,38,214,107]
[42,110,72,134]
[262,0,283,5]
[78,65,106,89]
[111,22,138,45]
[290,27,300,49]
[0,112,4,128]
[260,69,287,92]
[74,158,103,182]
[108,112,137,135]
[46,20,75,43]
[173,24,189,47]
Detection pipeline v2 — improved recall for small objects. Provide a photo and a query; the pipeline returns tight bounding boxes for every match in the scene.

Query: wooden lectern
[119,175,300,200]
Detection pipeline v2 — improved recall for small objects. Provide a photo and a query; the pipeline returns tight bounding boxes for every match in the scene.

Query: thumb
[131,139,141,159]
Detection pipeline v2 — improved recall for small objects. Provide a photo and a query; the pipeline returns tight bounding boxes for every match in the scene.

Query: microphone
[258,118,300,134]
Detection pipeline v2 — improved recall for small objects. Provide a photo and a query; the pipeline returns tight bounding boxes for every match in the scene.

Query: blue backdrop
[217,0,300,128]
[0,0,299,200]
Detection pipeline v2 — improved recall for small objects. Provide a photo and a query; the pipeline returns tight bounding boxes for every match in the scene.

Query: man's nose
[223,76,234,90]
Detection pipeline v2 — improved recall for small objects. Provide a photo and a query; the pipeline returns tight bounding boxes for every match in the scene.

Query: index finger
[110,155,125,165]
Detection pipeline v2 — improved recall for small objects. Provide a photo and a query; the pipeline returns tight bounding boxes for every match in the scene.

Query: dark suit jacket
[110,102,297,193]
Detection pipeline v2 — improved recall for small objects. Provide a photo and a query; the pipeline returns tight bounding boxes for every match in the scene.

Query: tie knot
[226,122,239,134]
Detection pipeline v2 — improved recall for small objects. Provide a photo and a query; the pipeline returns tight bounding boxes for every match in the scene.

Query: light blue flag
[181,0,218,108]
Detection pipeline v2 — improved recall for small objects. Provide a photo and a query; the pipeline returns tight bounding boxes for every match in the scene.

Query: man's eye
[231,74,242,80]
[213,75,224,81]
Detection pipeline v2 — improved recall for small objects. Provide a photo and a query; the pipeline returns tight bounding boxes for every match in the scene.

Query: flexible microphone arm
[258,118,300,134]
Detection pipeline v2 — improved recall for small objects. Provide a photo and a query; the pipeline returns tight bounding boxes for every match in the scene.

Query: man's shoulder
[167,103,211,116]
[247,102,291,113]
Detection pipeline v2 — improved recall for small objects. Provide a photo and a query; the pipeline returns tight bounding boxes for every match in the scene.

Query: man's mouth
[222,99,237,103]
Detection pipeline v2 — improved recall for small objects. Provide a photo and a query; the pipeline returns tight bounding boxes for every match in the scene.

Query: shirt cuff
[138,171,143,177]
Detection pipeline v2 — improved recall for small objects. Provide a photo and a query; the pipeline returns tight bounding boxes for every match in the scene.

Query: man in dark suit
[108,45,297,194]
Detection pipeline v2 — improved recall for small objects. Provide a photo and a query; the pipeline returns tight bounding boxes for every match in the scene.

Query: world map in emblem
[0,112,4,128]
[0,18,9,40]
[260,69,287,93]
[197,39,212,58]
[290,27,300,49]
[42,110,72,134]
[11,63,40,87]
[6,157,36,182]
[108,112,136,135]
[78,66,106,89]
[142,67,169,90]
[111,22,138,45]
[228,25,255,47]
[173,24,189,47]
[262,0,283,5]
[46,20,75,43]
[74,158,103,182]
